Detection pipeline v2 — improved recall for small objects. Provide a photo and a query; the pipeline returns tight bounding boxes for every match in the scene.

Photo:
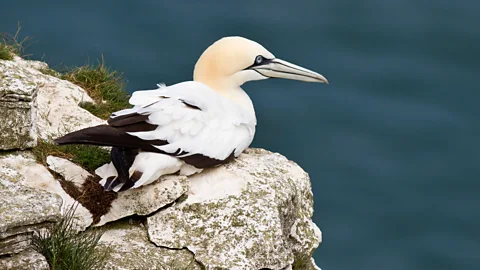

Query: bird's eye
[255,55,264,64]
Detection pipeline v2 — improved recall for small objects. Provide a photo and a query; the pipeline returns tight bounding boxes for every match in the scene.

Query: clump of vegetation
[62,58,130,119]
[0,24,30,60]
[0,43,14,60]
[32,139,110,172]
[31,205,110,270]
[39,66,61,77]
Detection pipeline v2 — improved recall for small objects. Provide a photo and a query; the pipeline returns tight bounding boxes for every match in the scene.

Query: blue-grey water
[2,1,479,269]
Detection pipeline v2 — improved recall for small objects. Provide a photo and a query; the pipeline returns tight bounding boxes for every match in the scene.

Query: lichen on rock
[147,148,322,270]
[98,220,202,270]
[0,60,38,150]
[0,175,61,256]
[0,249,50,270]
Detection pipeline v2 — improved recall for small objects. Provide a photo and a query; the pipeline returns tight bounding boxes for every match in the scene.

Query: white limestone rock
[14,58,106,141]
[0,153,93,232]
[0,249,50,270]
[0,172,61,256]
[47,155,91,188]
[99,221,201,270]
[34,71,105,141]
[96,174,189,227]
[1,57,105,145]
[147,148,322,270]
[0,57,104,150]
[0,59,38,150]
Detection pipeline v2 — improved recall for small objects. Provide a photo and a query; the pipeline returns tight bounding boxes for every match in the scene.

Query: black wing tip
[106,116,116,125]
[54,135,72,145]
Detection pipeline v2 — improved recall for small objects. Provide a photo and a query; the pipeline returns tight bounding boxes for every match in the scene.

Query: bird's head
[193,36,328,91]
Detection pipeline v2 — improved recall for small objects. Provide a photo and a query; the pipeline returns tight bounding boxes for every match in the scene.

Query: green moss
[31,205,110,270]
[62,59,130,119]
[32,139,110,172]
[175,193,189,204]
[0,43,14,60]
[61,144,110,172]
[38,67,61,77]
[292,254,315,270]
[77,101,112,119]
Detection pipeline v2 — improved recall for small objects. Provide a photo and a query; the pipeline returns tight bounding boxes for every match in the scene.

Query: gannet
[55,36,328,192]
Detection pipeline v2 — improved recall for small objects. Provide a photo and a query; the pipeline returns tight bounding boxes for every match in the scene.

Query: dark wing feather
[103,147,139,191]
[55,111,167,151]
[179,150,236,168]
[108,113,149,126]
[54,124,166,152]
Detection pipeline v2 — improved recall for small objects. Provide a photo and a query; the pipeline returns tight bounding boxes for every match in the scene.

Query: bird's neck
[194,75,256,123]
[219,87,256,120]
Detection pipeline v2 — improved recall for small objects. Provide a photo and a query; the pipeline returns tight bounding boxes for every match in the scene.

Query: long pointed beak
[251,58,328,84]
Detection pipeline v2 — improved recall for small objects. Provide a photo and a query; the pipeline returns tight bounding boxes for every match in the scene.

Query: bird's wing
[108,81,255,168]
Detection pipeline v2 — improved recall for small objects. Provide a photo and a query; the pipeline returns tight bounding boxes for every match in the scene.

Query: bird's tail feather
[54,125,165,152]
[55,125,127,147]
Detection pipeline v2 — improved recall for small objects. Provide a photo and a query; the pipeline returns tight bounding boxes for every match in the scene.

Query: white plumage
[97,81,256,191]
[124,81,256,159]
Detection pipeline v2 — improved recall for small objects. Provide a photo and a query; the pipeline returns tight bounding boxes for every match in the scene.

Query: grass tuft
[0,23,31,60]
[62,58,130,119]
[31,205,110,270]
[32,139,110,172]
[39,67,61,78]
[0,43,14,60]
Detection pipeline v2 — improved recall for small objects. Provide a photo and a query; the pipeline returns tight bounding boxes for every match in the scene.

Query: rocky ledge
[0,57,322,269]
